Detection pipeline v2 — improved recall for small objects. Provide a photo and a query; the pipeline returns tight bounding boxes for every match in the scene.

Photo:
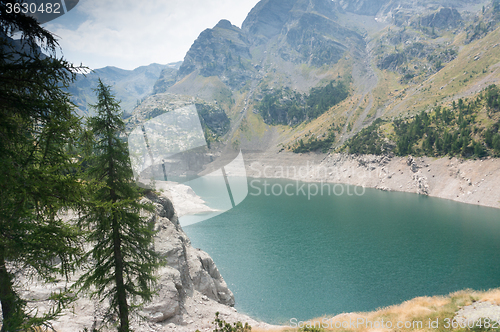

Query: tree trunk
[112,214,129,332]
[0,247,21,332]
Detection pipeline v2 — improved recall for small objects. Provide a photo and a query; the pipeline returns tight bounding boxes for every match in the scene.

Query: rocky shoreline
[153,181,219,217]
[232,151,500,210]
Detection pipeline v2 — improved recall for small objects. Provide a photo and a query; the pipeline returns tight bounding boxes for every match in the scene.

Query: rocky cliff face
[335,0,390,16]
[335,0,484,20]
[140,191,235,323]
[152,62,182,95]
[171,0,364,96]
[258,0,365,67]
[419,7,462,28]
[177,19,255,90]
[241,0,297,44]
[281,4,361,66]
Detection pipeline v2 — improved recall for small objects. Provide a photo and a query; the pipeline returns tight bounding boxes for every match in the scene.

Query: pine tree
[78,80,161,332]
[0,1,84,330]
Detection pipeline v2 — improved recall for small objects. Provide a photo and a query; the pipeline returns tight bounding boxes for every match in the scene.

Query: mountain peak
[175,19,253,88]
[215,19,234,29]
[242,0,298,43]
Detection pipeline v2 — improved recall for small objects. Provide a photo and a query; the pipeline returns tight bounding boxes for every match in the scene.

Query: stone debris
[238,151,500,209]
[455,301,500,326]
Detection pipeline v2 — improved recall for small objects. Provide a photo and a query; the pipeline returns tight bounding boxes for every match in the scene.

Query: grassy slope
[382,27,500,120]
[251,288,500,332]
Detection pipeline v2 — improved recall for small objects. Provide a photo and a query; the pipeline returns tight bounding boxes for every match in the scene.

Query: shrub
[196,312,252,332]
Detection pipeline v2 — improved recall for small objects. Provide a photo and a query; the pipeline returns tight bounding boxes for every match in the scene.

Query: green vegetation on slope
[292,125,337,153]
[344,118,390,155]
[346,85,500,158]
[464,0,500,44]
[195,102,231,147]
[196,312,252,332]
[258,80,349,126]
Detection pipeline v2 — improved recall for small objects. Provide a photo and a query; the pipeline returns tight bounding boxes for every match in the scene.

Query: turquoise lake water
[181,177,500,325]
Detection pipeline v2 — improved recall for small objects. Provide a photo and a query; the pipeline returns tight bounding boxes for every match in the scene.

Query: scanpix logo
[128,105,248,225]
[4,0,79,24]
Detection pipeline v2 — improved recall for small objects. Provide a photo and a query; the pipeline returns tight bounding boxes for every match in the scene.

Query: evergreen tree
[0,1,83,330]
[78,80,161,332]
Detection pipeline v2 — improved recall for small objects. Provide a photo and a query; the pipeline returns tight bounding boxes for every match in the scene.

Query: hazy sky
[44,0,260,70]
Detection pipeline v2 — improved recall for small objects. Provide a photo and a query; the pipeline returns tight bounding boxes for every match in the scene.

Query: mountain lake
[181,177,500,325]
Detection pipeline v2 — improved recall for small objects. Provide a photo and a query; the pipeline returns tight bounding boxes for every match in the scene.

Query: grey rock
[335,0,389,16]
[145,192,235,323]
[282,0,362,66]
[176,19,254,89]
[242,0,297,44]
[455,301,500,325]
[420,7,462,28]
[153,67,179,95]
[22,192,237,331]
[142,267,182,322]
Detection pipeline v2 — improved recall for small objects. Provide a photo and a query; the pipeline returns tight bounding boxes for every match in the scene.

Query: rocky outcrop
[281,0,362,66]
[335,0,389,16]
[153,66,179,95]
[145,192,235,312]
[241,0,297,44]
[419,7,462,28]
[109,192,273,330]
[378,52,407,71]
[176,19,255,89]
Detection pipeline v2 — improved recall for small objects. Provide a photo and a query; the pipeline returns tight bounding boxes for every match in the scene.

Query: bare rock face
[335,0,389,16]
[176,19,254,89]
[140,192,235,324]
[420,7,462,28]
[142,267,183,323]
[241,0,297,43]
[152,67,178,95]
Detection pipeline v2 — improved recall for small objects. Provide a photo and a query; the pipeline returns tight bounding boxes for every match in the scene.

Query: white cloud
[45,0,260,70]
